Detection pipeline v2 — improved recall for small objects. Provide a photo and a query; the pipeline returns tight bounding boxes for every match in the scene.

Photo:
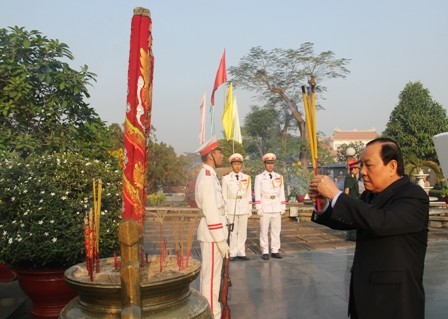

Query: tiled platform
[189,240,448,319]
[2,216,448,318]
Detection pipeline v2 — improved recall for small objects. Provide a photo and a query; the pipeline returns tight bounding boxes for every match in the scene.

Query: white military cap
[262,153,276,162]
[195,136,221,156]
[229,153,244,163]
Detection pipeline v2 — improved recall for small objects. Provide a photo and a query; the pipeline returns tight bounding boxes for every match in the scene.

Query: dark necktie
[235,174,239,181]
[269,173,272,179]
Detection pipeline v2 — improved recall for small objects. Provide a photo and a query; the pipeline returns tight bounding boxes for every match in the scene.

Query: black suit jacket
[312,176,429,319]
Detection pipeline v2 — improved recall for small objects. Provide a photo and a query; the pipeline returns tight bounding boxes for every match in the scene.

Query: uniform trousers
[259,212,281,254]
[200,241,223,319]
[228,214,249,257]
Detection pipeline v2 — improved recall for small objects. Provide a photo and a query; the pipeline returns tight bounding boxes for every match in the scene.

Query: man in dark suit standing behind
[309,137,429,319]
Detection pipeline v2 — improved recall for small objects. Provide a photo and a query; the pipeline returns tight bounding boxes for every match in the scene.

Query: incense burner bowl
[60,256,212,318]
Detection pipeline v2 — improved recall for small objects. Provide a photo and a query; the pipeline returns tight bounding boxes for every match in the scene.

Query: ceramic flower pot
[295,194,305,203]
[0,263,16,282]
[14,268,76,319]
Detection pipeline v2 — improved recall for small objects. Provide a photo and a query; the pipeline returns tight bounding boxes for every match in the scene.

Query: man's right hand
[257,209,263,216]
[309,175,340,200]
[216,241,230,258]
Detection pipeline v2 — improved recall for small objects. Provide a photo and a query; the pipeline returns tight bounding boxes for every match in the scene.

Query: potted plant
[0,151,122,318]
[289,161,313,203]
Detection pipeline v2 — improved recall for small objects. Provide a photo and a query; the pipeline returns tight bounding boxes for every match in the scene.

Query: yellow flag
[233,96,242,144]
[222,82,234,140]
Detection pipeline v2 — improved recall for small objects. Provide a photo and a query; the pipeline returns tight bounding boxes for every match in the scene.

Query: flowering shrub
[0,152,122,268]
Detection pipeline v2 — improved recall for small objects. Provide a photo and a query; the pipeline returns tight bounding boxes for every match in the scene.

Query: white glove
[280,210,285,215]
[216,241,230,258]
[257,209,263,216]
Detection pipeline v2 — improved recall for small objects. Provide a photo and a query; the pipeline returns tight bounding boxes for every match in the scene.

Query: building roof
[331,128,379,141]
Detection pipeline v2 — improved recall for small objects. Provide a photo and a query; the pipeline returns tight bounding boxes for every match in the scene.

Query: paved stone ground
[143,209,448,258]
[2,208,447,318]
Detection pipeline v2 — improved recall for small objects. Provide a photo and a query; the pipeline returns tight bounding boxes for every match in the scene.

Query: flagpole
[209,104,215,137]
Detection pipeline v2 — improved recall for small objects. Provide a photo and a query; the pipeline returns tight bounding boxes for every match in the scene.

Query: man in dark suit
[309,137,429,319]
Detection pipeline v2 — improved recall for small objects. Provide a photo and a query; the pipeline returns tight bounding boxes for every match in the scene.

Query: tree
[243,105,281,157]
[317,138,337,165]
[108,123,124,149]
[336,141,365,163]
[146,140,190,194]
[383,81,448,162]
[0,26,110,158]
[229,43,350,168]
[218,138,245,161]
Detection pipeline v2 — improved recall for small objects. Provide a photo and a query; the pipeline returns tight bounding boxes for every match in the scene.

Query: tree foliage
[336,141,365,163]
[229,43,350,168]
[0,26,110,158]
[218,138,246,162]
[146,140,190,194]
[243,105,281,157]
[382,81,448,162]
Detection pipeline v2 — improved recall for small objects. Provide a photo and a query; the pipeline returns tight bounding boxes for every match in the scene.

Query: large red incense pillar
[122,7,154,223]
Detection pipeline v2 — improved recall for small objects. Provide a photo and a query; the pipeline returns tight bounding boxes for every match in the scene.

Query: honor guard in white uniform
[254,153,286,260]
[221,153,252,261]
[194,136,229,319]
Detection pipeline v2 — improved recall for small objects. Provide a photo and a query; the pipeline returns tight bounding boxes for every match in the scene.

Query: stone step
[0,298,27,319]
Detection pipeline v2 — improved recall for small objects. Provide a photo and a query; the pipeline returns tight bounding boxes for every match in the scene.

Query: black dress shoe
[261,254,269,260]
[238,256,250,261]
[229,257,236,261]
[271,253,283,259]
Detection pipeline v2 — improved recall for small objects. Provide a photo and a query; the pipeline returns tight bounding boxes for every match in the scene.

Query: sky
[2,1,448,154]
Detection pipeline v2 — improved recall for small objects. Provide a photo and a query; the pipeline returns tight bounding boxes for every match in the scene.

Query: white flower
[38,220,44,225]
[61,196,67,200]
[50,192,55,196]
[11,197,15,201]
[50,220,55,224]
[52,237,57,243]
[23,189,28,194]
[39,199,43,203]
[8,238,13,244]
[40,190,45,194]
[44,232,49,236]
[20,223,25,228]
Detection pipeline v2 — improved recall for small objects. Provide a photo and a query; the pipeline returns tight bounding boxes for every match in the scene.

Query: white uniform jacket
[222,172,252,215]
[195,164,227,243]
[254,170,286,213]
